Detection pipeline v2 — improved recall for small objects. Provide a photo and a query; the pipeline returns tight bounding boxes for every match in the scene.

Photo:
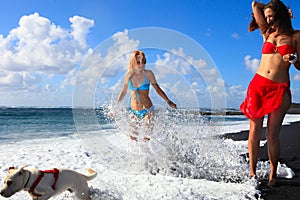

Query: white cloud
[244,55,260,73]
[227,85,245,97]
[60,67,78,89]
[70,15,94,48]
[0,12,94,94]
[0,71,40,92]
[231,33,240,39]
[153,48,226,108]
[76,29,140,90]
[154,48,207,78]
[155,51,191,77]
[205,28,212,37]
[44,84,56,93]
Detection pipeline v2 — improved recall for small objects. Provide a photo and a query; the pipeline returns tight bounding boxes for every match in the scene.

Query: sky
[0,0,300,109]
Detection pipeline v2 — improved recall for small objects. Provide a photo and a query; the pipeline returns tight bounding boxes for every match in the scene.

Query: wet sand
[224,121,300,200]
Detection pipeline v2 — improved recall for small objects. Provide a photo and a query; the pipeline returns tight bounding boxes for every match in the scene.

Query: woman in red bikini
[118,50,176,141]
[241,0,300,187]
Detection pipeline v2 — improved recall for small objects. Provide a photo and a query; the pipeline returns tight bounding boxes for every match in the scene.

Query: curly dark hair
[249,0,294,35]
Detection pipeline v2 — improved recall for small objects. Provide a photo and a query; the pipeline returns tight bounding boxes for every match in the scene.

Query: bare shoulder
[293,30,300,39]
[145,69,154,76]
[123,71,132,83]
[144,70,156,82]
[293,31,300,49]
[124,71,131,77]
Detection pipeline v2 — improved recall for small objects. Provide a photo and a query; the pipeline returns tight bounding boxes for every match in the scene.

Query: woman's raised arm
[251,1,267,32]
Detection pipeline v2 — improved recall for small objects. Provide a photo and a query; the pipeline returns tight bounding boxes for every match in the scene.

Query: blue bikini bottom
[128,106,154,119]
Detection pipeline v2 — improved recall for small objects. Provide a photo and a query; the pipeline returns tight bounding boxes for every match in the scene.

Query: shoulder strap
[264,33,270,41]
[141,75,149,85]
[28,168,59,197]
[41,168,59,190]
[29,171,44,197]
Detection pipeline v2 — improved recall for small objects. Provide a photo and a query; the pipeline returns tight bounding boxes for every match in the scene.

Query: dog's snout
[1,189,10,197]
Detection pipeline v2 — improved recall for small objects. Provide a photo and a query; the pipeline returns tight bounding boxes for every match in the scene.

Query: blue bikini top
[128,76,150,102]
[128,76,150,91]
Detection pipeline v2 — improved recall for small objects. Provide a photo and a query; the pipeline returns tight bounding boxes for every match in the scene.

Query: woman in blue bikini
[118,50,176,141]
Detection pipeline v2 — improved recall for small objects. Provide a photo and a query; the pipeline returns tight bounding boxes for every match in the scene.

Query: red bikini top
[262,36,295,56]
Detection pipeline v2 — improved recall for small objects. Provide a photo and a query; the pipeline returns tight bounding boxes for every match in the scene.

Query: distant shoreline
[1,103,300,116]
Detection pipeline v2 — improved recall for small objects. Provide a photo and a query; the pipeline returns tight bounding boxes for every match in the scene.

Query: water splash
[107,106,252,184]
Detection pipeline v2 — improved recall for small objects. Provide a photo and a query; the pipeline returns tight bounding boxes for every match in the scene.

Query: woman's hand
[108,103,121,119]
[282,54,297,63]
[167,100,177,109]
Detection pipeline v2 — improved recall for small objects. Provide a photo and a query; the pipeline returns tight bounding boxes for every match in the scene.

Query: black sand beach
[224,120,300,200]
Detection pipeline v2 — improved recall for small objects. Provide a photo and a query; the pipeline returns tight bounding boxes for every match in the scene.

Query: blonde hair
[128,50,146,70]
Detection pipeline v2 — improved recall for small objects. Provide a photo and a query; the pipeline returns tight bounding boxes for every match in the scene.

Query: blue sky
[0,0,300,108]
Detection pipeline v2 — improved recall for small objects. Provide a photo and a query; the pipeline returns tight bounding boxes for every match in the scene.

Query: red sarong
[240,73,291,119]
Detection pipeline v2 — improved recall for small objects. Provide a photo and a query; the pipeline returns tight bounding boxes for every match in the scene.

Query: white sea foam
[0,135,259,200]
[0,114,299,199]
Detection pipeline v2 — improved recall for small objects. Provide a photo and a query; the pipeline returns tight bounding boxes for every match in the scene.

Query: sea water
[0,107,299,199]
[0,107,75,142]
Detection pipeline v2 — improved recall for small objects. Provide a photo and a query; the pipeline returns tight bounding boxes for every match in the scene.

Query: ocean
[0,107,76,143]
[0,107,299,199]
[0,107,249,143]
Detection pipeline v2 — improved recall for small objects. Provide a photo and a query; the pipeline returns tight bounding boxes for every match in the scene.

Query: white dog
[0,165,97,200]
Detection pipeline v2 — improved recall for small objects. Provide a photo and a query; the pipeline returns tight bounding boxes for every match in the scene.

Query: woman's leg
[128,114,141,141]
[248,117,264,177]
[143,106,155,140]
[143,111,154,141]
[128,108,154,141]
[266,92,291,186]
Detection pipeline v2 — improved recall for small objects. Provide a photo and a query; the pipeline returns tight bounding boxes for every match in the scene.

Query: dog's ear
[17,165,27,175]
[8,166,15,174]
[19,164,26,170]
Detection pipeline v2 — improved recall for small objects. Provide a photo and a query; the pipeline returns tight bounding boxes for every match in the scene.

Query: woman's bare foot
[129,135,150,142]
[267,179,276,188]
[250,175,257,180]
[130,135,138,141]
